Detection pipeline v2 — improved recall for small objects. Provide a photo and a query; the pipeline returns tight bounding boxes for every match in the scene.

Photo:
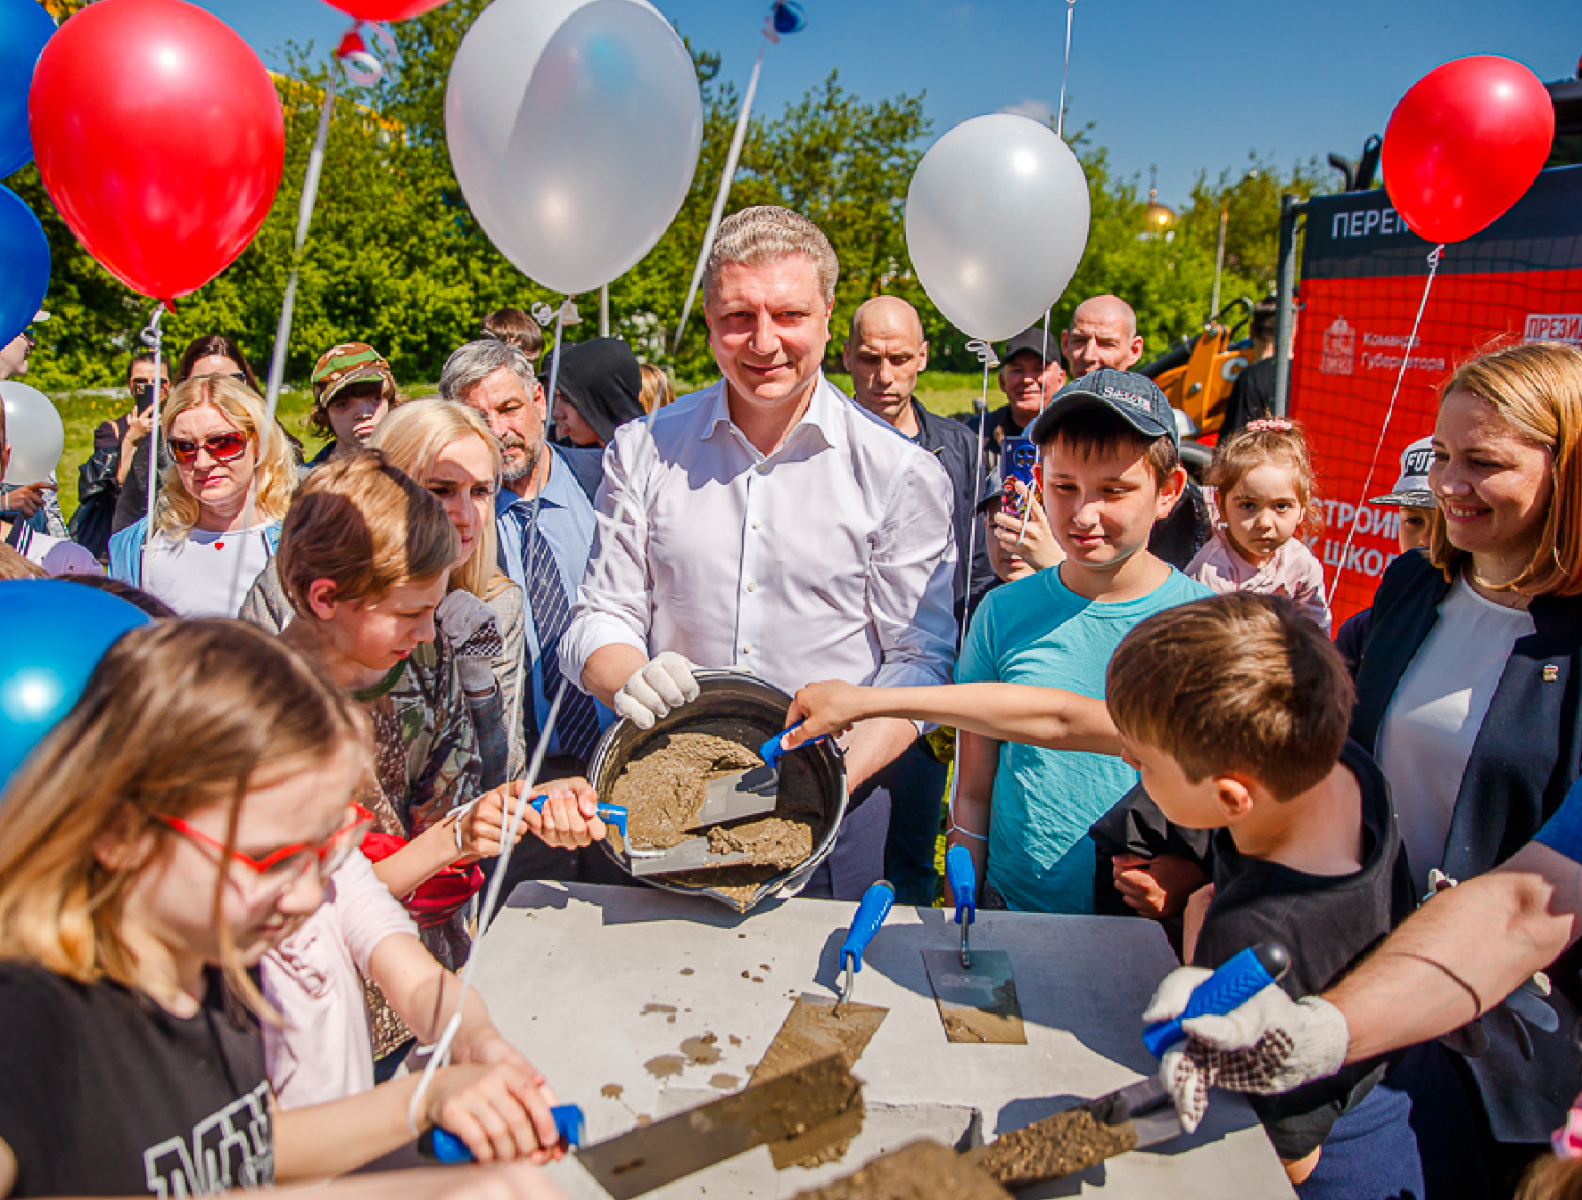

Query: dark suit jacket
[911,399,995,612]
[1352,548,1582,1142]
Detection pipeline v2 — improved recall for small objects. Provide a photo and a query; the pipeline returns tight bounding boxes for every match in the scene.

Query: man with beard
[440,339,612,884]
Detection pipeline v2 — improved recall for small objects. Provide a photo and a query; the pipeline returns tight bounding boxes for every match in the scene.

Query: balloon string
[672,41,768,354]
[408,685,565,1140]
[1325,243,1445,606]
[1056,0,1076,140]
[957,340,998,655]
[137,304,165,585]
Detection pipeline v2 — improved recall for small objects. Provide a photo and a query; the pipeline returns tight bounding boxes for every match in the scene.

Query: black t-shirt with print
[0,961,273,1198]
[1193,740,1414,1161]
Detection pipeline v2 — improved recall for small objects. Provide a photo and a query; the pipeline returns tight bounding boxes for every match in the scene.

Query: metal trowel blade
[922,949,1026,1044]
[627,837,752,876]
[689,763,780,829]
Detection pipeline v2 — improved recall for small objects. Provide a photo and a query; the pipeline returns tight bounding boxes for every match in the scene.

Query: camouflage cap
[311,342,396,407]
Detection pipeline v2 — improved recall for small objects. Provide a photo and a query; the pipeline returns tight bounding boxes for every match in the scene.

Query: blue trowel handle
[840,880,896,973]
[761,722,831,769]
[945,844,976,926]
[1142,942,1291,1059]
[421,1104,586,1163]
[529,793,628,839]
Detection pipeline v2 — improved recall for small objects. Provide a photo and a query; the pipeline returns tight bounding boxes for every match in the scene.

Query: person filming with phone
[72,351,170,560]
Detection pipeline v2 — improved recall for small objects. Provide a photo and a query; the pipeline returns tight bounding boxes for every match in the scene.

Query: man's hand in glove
[613,651,701,730]
[1142,967,1351,1133]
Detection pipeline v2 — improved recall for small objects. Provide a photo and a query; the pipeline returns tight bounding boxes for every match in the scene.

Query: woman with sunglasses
[0,618,567,1196]
[108,375,297,616]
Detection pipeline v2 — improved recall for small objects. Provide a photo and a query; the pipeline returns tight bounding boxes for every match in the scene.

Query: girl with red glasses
[108,376,298,618]
[0,620,571,1196]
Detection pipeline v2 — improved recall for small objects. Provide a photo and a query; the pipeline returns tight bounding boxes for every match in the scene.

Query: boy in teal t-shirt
[777,369,1210,913]
[955,369,1209,912]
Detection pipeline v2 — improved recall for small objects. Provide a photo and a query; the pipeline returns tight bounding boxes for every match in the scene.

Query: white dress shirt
[561,373,958,698]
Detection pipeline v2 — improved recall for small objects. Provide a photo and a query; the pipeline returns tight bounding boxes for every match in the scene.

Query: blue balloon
[0,580,150,796]
[770,0,805,35]
[0,0,56,179]
[0,187,47,347]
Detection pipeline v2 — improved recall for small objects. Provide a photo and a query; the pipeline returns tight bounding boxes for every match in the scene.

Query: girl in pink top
[1186,419,1331,631]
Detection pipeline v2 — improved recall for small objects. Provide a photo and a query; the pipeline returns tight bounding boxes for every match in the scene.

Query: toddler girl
[1186,418,1331,630]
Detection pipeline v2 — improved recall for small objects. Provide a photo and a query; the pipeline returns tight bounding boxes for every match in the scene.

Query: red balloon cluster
[29,0,284,302]
[1383,56,1555,245]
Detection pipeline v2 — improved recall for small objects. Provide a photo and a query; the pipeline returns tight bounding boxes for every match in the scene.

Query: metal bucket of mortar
[590,671,848,912]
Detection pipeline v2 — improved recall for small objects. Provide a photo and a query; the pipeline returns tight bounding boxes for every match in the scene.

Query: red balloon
[1382,56,1554,245]
[323,0,450,19]
[28,0,284,302]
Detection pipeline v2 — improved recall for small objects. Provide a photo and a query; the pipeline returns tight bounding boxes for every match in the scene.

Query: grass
[45,371,991,522]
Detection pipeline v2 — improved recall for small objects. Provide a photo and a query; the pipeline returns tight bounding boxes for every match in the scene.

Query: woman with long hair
[107,376,297,616]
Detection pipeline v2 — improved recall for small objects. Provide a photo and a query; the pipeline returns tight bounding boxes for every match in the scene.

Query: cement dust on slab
[681,1033,722,1066]
[680,967,695,975]
[644,1055,685,1079]
[966,1107,1137,1188]
[600,1084,624,1099]
[640,1002,677,1016]
[791,1140,1012,1200]
[709,1074,740,1090]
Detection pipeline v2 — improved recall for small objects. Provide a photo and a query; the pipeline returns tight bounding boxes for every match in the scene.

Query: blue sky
[199,0,1580,207]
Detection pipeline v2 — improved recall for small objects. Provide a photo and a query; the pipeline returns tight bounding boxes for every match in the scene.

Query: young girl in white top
[1186,418,1331,631]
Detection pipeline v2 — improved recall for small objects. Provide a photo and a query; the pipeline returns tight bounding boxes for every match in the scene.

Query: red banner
[1289,166,1582,626]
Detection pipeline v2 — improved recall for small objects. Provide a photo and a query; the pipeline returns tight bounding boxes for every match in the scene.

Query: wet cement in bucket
[610,731,821,904]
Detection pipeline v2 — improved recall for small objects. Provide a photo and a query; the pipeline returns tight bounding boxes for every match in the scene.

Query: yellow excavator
[1138,297,1256,443]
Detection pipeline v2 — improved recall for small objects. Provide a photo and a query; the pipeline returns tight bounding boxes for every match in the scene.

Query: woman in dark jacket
[1350,340,1582,1176]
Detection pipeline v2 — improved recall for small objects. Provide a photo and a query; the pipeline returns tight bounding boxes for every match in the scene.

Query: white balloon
[906,114,1091,342]
[445,0,704,297]
[1,381,63,484]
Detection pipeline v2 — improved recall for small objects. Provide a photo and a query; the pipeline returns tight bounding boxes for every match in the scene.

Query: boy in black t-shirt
[1105,594,1426,1197]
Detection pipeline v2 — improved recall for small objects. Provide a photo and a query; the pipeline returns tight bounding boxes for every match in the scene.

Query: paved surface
[470,882,1294,1199]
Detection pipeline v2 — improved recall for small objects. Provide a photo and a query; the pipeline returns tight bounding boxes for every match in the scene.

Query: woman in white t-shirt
[1348,340,1582,1160]
[108,375,297,616]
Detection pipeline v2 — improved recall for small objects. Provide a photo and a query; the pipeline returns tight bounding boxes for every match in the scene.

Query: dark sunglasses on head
[168,431,250,465]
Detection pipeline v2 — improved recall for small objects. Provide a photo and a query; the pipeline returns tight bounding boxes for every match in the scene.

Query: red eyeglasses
[158,804,375,891]
[168,431,250,466]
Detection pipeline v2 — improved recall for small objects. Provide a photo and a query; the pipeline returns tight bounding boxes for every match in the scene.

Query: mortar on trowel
[590,670,848,912]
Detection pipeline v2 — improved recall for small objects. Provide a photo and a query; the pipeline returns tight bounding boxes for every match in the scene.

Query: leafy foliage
[16,6,1325,390]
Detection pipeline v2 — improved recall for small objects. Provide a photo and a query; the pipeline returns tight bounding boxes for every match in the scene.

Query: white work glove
[1142,967,1350,1134]
[437,590,503,694]
[613,652,701,730]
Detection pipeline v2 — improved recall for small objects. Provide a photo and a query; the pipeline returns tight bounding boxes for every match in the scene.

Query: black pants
[877,739,948,907]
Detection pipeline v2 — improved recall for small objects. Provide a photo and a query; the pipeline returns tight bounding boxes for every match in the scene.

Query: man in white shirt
[561,206,958,899]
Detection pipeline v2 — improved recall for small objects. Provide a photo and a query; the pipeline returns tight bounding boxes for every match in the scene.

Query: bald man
[1062,294,1145,378]
[844,295,993,905]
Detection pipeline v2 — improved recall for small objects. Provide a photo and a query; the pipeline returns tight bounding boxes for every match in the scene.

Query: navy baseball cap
[1026,367,1180,451]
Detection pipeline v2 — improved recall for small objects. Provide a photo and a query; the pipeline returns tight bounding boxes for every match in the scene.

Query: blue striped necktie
[521,508,602,765]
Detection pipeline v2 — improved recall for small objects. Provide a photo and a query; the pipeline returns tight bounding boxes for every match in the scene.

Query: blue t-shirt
[956,564,1211,913]
[1536,774,1582,863]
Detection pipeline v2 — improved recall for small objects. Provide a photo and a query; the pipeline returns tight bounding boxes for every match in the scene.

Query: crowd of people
[1,203,1581,1200]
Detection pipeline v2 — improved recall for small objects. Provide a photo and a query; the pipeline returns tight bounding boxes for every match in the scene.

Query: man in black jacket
[843,295,992,905]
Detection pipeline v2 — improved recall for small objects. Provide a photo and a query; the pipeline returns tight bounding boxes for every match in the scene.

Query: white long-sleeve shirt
[561,374,958,697]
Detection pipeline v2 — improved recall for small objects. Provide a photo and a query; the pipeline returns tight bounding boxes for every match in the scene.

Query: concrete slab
[469,882,1294,1199]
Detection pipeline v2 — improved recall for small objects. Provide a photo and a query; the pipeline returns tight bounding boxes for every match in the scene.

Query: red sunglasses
[168,431,250,466]
[158,804,375,890]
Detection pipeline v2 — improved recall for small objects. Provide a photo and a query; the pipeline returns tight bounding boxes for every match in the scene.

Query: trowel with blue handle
[963,941,1292,1188]
[627,724,829,877]
[922,845,1025,1044]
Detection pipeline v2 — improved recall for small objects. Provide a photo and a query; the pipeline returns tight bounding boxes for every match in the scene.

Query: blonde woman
[372,400,527,786]
[108,376,296,616]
